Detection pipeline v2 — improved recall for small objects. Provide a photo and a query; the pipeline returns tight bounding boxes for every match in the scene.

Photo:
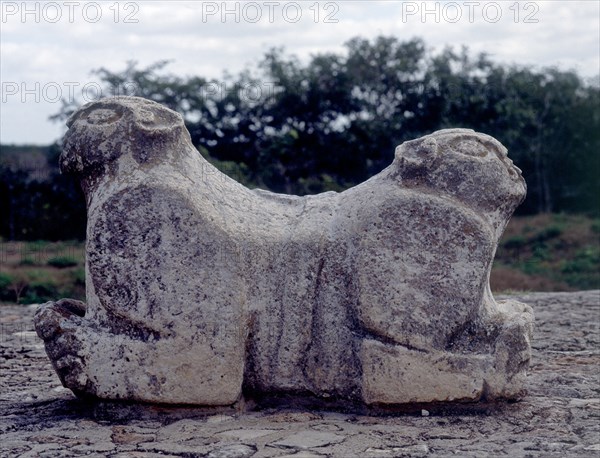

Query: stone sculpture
[35,96,533,406]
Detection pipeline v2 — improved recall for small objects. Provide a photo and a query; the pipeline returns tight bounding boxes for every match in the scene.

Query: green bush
[561,247,600,274]
[47,256,78,268]
[532,245,551,261]
[22,281,59,304]
[552,214,568,224]
[0,272,12,288]
[71,267,86,286]
[20,270,59,304]
[0,272,13,301]
[560,247,600,289]
[534,225,563,243]
[520,259,546,276]
[19,257,37,266]
[502,235,527,250]
[1,272,29,303]
[26,240,49,252]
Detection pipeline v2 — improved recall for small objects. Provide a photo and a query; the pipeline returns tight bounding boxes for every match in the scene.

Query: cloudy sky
[1,0,599,145]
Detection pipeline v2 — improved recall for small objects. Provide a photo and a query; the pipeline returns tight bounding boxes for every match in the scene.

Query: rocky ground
[1,291,599,457]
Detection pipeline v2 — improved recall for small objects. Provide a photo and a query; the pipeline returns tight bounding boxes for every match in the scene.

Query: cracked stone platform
[1,291,599,457]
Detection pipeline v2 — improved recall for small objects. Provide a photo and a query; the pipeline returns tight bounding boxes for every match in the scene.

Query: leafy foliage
[0,144,86,240]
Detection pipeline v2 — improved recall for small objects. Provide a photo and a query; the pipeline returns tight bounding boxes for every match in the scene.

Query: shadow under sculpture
[34,96,533,406]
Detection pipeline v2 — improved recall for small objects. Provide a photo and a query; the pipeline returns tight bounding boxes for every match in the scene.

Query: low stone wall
[1,291,599,457]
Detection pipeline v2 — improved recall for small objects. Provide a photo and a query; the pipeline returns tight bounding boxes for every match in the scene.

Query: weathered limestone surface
[34,96,532,406]
[2,291,598,457]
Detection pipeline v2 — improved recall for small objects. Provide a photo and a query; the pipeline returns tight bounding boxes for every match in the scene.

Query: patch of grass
[23,271,60,304]
[2,271,29,303]
[25,240,50,252]
[502,235,527,250]
[71,267,85,286]
[0,272,11,288]
[0,272,13,301]
[490,264,570,292]
[533,225,563,242]
[494,213,600,292]
[522,225,534,234]
[560,247,600,290]
[47,256,78,268]
[0,240,85,304]
[19,257,37,266]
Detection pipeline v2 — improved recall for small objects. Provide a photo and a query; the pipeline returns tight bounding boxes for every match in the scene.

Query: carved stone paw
[35,299,94,397]
[487,300,534,399]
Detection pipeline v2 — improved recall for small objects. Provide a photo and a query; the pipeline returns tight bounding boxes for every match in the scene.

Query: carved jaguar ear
[395,136,439,175]
[129,103,186,165]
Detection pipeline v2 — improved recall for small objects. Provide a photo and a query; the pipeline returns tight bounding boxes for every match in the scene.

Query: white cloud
[1,0,598,144]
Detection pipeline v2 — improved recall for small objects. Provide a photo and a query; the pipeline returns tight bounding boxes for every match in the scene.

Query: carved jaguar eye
[85,108,122,125]
[449,138,488,158]
[133,105,183,131]
[136,108,157,126]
